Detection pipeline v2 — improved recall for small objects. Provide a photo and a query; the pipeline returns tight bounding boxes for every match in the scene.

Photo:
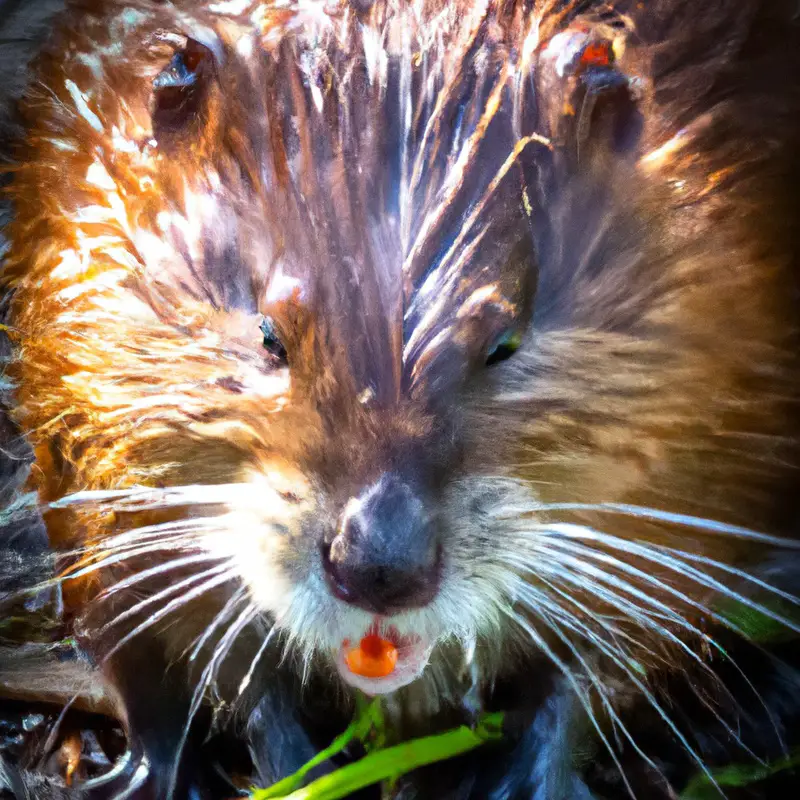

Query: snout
[322,474,442,615]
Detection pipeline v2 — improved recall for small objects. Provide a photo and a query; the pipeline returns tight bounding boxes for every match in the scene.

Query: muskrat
[1,0,800,797]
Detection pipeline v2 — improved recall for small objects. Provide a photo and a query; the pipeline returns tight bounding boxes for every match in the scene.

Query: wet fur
[1,0,800,798]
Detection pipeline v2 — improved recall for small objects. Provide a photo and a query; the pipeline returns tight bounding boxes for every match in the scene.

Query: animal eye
[152,38,211,132]
[486,330,522,366]
[260,317,288,364]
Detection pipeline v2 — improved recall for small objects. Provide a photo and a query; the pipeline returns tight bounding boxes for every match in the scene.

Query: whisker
[655,544,800,607]
[528,596,721,796]
[94,553,229,603]
[499,604,637,799]
[529,503,800,548]
[680,687,766,768]
[62,535,200,566]
[510,546,735,682]
[526,529,741,629]
[12,547,194,604]
[508,540,718,634]
[19,526,219,599]
[508,540,784,755]
[168,603,257,800]
[519,567,664,663]
[535,525,800,635]
[186,587,249,664]
[509,549,710,650]
[99,570,238,665]
[51,483,258,512]
[237,623,278,699]
[59,539,208,583]
[514,586,661,775]
[517,580,763,772]
[60,518,224,558]
[571,558,783,753]
[534,551,747,687]
[98,562,234,635]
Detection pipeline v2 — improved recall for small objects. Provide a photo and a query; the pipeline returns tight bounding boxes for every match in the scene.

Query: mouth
[335,621,434,695]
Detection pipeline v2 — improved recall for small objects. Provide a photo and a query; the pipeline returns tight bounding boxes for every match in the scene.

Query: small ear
[536,22,645,162]
[572,57,644,159]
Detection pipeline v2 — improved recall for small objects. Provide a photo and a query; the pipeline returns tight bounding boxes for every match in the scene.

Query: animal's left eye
[486,330,522,366]
[260,316,288,364]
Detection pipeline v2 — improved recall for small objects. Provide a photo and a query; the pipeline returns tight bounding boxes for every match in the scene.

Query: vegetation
[249,699,504,799]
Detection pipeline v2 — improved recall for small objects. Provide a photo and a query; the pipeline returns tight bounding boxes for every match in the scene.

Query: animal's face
[3,0,798,704]
[4,0,547,694]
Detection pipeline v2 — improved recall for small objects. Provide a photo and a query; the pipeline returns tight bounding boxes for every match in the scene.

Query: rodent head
[3,0,544,695]
[2,0,797,701]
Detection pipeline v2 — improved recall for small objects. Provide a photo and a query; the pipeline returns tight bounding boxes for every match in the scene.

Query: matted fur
[1,1,800,798]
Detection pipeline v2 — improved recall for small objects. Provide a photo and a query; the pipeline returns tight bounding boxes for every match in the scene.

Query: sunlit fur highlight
[1,0,800,796]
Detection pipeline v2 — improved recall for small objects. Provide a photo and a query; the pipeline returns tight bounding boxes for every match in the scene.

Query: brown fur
[1,0,800,796]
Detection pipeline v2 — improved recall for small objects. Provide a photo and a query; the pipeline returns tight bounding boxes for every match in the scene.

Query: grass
[248,699,504,799]
[715,595,800,645]
[679,749,800,799]
[252,705,800,800]
[250,593,800,799]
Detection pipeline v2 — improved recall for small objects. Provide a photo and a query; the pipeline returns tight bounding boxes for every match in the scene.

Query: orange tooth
[344,634,398,678]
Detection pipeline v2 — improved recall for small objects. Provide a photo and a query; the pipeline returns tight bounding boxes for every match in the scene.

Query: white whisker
[506,526,785,762]
[499,604,637,799]
[95,553,230,603]
[62,517,224,557]
[530,503,800,548]
[508,549,709,647]
[508,540,719,633]
[98,562,234,635]
[187,587,248,663]
[514,585,661,776]
[656,544,800,606]
[529,595,721,796]
[519,578,762,775]
[237,623,278,699]
[60,539,207,582]
[99,570,238,664]
[167,603,257,800]
[534,525,800,635]
[520,568,663,663]
[51,483,259,512]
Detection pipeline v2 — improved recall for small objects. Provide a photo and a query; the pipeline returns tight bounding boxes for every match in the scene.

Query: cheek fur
[208,466,316,617]
[1,3,799,795]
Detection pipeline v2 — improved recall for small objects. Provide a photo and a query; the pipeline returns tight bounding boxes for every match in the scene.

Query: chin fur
[0,1,799,799]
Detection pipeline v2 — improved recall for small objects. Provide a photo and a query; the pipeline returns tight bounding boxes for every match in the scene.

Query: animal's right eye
[260,316,288,365]
[152,38,212,133]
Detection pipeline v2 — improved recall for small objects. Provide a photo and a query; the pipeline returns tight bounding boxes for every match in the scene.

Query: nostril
[322,474,442,614]
[321,540,358,605]
[321,538,443,615]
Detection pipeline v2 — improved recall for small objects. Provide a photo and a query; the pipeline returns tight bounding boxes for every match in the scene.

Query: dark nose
[322,475,441,615]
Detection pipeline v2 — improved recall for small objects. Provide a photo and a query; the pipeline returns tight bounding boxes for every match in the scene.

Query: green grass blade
[252,701,384,798]
[250,713,504,800]
[680,749,800,799]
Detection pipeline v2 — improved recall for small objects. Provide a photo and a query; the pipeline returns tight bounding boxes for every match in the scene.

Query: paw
[78,748,218,800]
[77,749,155,800]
